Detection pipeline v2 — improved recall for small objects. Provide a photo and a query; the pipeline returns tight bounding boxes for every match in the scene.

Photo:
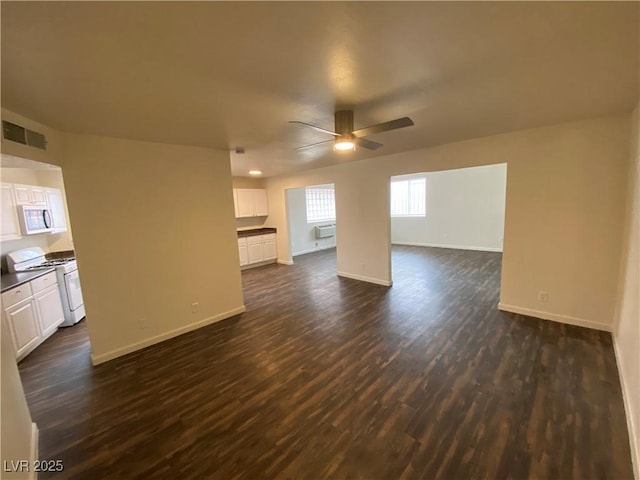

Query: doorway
[285,183,337,262]
[389,164,507,291]
[0,153,90,362]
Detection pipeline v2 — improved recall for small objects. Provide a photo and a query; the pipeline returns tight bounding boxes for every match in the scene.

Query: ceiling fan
[289,110,414,152]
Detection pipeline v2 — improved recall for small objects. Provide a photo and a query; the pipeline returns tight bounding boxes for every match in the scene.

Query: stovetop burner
[25,258,75,269]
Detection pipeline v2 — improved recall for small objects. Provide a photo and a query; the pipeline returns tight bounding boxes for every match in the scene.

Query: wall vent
[2,121,47,150]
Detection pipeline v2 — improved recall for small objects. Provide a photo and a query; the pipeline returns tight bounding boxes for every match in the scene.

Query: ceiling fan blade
[289,121,339,137]
[294,139,334,151]
[352,117,414,138]
[356,137,383,150]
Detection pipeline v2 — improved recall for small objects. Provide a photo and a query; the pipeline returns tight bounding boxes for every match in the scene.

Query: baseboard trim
[277,258,294,265]
[29,422,38,480]
[241,259,277,270]
[613,335,639,480]
[91,305,247,365]
[293,245,336,257]
[392,241,502,253]
[337,271,392,287]
[498,302,611,332]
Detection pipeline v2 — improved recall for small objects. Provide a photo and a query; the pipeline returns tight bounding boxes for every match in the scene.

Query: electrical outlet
[191,302,199,313]
[138,318,149,330]
[538,291,549,303]
[361,263,366,272]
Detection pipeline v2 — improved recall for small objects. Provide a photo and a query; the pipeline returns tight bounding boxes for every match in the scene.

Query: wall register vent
[2,121,47,150]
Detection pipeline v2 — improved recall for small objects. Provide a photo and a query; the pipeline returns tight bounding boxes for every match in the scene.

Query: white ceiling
[1,2,638,177]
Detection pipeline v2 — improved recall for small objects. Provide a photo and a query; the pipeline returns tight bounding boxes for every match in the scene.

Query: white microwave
[18,205,53,235]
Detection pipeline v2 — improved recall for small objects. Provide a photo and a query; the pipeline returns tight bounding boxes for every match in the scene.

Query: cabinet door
[45,189,68,232]
[34,284,64,339]
[236,189,255,217]
[247,242,263,264]
[1,183,21,240]
[5,299,40,360]
[30,188,47,205]
[253,189,268,216]
[13,185,32,205]
[262,240,277,261]
[233,189,240,218]
[238,243,248,266]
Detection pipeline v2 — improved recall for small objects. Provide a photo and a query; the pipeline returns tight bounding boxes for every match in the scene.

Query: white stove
[7,247,85,327]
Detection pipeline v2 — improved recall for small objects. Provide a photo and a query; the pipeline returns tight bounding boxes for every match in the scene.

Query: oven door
[64,270,84,310]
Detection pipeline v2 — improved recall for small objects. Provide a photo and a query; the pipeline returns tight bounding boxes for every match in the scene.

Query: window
[306,185,336,223]
[390,177,426,216]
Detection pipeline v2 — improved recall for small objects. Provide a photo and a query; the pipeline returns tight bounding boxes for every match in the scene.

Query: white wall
[266,114,630,328]
[61,133,246,364]
[391,164,506,252]
[614,104,640,478]
[1,319,35,480]
[287,186,336,257]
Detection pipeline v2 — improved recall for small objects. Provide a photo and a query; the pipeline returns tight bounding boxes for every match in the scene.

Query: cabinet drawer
[30,272,58,294]
[246,235,263,244]
[261,233,276,242]
[2,283,33,308]
[237,237,247,247]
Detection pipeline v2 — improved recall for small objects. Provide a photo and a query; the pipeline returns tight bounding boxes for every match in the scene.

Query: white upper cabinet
[234,188,269,218]
[1,183,70,238]
[233,189,240,218]
[13,184,32,205]
[236,189,255,217]
[45,188,68,233]
[1,183,21,240]
[13,183,47,205]
[253,189,268,216]
[31,188,47,205]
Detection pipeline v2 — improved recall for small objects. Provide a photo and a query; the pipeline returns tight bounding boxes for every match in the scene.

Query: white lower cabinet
[2,271,65,361]
[238,238,248,266]
[35,284,65,338]
[5,298,40,359]
[247,240,264,264]
[238,233,277,267]
[262,234,278,260]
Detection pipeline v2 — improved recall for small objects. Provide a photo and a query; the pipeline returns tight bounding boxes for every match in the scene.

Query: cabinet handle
[15,290,21,294]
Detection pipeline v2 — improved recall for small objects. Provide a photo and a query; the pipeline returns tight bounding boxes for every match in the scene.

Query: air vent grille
[2,121,47,150]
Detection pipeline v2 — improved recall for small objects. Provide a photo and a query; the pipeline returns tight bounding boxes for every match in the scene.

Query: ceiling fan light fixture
[334,140,355,151]
[291,110,412,152]
[334,134,356,152]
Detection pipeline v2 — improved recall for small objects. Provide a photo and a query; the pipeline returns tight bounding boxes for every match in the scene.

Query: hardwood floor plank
[16,246,633,479]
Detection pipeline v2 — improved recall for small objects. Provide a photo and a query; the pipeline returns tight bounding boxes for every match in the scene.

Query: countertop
[1,268,56,293]
[237,227,277,238]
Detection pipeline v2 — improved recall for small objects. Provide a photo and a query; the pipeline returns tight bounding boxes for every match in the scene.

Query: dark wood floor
[18,246,633,479]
